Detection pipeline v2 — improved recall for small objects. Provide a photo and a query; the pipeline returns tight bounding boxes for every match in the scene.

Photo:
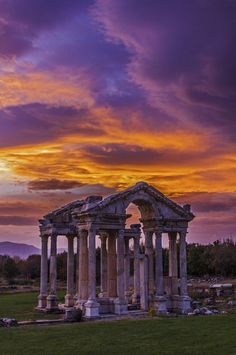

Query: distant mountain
[0,242,40,259]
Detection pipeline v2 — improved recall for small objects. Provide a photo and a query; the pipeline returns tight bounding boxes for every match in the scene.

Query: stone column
[168,232,178,296]
[85,227,99,318]
[47,234,58,311]
[132,235,140,304]
[140,255,148,311]
[115,229,128,314]
[100,234,108,296]
[179,231,188,295]
[169,232,178,277]
[124,237,130,294]
[107,233,117,298]
[144,230,154,298]
[179,230,191,313]
[65,234,74,307]
[37,234,48,309]
[154,230,167,314]
[78,230,88,303]
[74,235,80,301]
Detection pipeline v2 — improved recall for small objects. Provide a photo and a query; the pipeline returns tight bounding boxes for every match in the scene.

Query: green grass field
[1,292,236,355]
[0,291,64,320]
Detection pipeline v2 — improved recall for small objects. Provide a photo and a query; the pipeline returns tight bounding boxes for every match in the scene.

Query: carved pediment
[80,182,194,222]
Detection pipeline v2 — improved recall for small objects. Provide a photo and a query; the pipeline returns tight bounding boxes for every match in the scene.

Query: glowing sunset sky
[0,0,236,247]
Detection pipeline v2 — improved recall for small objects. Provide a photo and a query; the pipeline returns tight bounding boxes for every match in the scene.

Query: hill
[0,241,40,259]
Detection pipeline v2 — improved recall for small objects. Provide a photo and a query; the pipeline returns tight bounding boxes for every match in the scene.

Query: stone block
[85,299,100,318]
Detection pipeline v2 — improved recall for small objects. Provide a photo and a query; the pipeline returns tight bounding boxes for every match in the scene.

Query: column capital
[78,229,88,238]
[100,234,107,244]
[143,229,152,236]
[179,230,188,239]
[99,229,109,238]
[118,228,125,237]
[66,233,75,240]
[40,233,49,240]
[154,230,163,238]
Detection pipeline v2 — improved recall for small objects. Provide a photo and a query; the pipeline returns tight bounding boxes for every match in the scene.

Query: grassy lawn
[0,291,65,320]
[0,315,236,354]
[1,292,236,354]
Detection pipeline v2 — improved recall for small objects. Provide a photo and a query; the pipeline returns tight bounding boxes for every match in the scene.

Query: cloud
[0,0,92,58]
[0,70,94,110]
[175,192,236,214]
[0,215,36,225]
[92,0,236,138]
[0,103,109,148]
[0,201,45,215]
[79,143,223,169]
[28,179,85,191]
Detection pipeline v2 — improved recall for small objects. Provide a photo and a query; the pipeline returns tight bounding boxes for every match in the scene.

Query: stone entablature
[37,182,194,317]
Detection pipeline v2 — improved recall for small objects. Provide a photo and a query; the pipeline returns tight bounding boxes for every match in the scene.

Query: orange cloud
[0,70,94,109]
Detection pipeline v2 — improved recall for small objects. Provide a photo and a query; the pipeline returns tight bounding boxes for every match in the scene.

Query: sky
[0,0,236,248]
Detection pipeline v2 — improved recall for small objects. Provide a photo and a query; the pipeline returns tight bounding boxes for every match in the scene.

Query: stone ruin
[37,182,194,318]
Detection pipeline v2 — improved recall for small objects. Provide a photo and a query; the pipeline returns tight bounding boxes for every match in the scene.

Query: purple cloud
[0,104,105,147]
[93,0,236,137]
[0,215,36,225]
[28,179,85,191]
[0,0,93,57]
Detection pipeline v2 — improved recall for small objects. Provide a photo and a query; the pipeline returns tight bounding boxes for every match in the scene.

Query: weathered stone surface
[38,182,194,317]
[64,308,82,322]
[0,318,18,327]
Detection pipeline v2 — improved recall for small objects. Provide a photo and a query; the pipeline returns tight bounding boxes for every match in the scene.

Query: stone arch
[37,182,194,317]
[122,191,160,221]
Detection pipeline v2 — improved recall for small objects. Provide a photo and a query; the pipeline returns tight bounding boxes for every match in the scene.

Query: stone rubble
[0,318,18,327]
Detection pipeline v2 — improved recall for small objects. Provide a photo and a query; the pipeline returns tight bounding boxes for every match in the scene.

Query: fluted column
[78,230,88,301]
[124,237,130,293]
[179,231,188,296]
[37,234,48,308]
[65,234,74,307]
[144,230,154,297]
[155,231,164,296]
[168,232,178,296]
[168,232,178,277]
[87,228,96,300]
[115,229,128,314]
[107,233,117,298]
[132,235,140,304]
[46,234,58,310]
[179,230,191,313]
[75,235,80,300]
[85,227,99,318]
[154,230,167,314]
[100,234,108,296]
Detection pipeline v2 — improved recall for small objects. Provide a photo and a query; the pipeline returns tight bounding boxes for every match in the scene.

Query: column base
[37,294,47,309]
[85,299,100,318]
[65,294,74,307]
[180,295,192,314]
[46,294,59,311]
[114,298,128,315]
[168,294,180,313]
[154,296,167,314]
[75,299,87,313]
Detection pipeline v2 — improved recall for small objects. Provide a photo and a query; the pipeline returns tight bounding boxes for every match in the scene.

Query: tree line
[1,240,236,283]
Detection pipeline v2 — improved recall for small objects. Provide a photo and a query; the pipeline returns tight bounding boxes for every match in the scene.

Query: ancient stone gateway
[37,182,194,318]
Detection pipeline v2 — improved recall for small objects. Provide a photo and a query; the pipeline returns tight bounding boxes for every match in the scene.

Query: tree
[3,256,19,280]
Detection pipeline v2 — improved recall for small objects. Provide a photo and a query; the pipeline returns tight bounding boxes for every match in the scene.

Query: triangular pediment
[81,182,194,221]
